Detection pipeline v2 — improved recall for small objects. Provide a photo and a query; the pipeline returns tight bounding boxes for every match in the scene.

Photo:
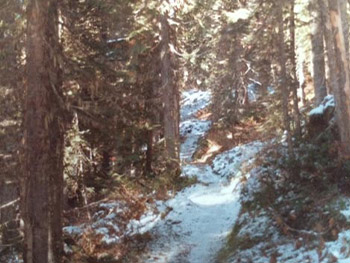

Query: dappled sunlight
[135,89,266,263]
[196,139,222,163]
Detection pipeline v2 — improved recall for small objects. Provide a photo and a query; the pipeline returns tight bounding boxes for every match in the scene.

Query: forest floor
[133,89,265,263]
[131,89,350,263]
[8,88,350,263]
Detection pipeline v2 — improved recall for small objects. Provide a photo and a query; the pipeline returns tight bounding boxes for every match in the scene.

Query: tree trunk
[328,0,350,156]
[23,0,64,262]
[320,0,337,94]
[276,1,294,158]
[340,0,349,60]
[289,0,302,138]
[160,13,180,163]
[309,0,327,105]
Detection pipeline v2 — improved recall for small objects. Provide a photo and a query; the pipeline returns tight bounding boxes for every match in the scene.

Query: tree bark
[309,0,327,105]
[289,0,302,138]
[160,13,180,163]
[320,0,337,94]
[276,1,294,157]
[340,0,349,60]
[23,0,64,262]
[328,0,350,156]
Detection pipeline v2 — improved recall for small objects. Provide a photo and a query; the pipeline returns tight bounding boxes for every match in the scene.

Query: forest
[2,0,350,262]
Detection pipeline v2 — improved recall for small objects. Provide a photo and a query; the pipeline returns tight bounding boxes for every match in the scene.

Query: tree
[160,11,180,163]
[276,1,294,157]
[309,0,327,105]
[319,0,337,95]
[289,0,302,138]
[0,0,24,247]
[339,0,349,60]
[327,0,350,156]
[23,0,64,262]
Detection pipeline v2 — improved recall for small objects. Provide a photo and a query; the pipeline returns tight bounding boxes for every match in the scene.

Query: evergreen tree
[23,0,64,261]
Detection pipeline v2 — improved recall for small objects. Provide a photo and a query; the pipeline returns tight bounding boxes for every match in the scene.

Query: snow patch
[135,89,266,263]
[127,211,160,235]
[308,95,335,116]
[180,89,211,121]
[212,141,265,178]
[138,140,265,263]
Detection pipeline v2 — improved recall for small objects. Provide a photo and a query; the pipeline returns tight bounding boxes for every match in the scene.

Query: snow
[325,231,350,261]
[341,209,350,222]
[212,141,265,178]
[308,95,335,116]
[180,89,212,162]
[63,225,83,236]
[127,211,161,235]
[180,89,211,121]
[248,83,259,102]
[134,89,265,263]
[180,119,211,161]
[63,201,129,249]
[228,157,350,263]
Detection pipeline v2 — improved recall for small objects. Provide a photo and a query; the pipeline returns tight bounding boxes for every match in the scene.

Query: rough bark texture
[160,13,180,162]
[328,0,350,156]
[23,0,64,262]
[340,0,349,60]
[289,0,302,138]
[309,0,327,105]
[320,0,337,94]
[276,2,294,157]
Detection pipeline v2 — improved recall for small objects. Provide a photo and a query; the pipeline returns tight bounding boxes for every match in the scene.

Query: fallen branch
[0,198,19,211]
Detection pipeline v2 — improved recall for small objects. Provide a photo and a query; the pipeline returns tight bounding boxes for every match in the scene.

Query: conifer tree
[23,0,64,261]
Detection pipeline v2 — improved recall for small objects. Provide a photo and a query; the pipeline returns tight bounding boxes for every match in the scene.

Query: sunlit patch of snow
[127,211,161,235]
[325,230,350,261]
[181,164,215,184]
[134,88,266,263]
[180,119,211,137]
[341,210,350,222]
[180,119,211,161]
[138,140,265,263]
[229,157,350,263]
[180,89,212,121]
[189,177,241,206]
[197,140,222,163]
[308,95,335,116]
[240,167,266,203]
[228,210,321,263]
[180,89,212,162]
[212,141,265,178]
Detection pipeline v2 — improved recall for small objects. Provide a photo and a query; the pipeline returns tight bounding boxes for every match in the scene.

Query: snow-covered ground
[135,89,265,263]
[227,203,350,263]
[180,89,212,161]
[58,89,350,263]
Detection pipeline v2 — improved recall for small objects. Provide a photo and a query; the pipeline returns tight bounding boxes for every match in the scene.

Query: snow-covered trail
[137,89,264,263]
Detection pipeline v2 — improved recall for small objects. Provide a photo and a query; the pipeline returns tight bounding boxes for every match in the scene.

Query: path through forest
[136,89,265,263]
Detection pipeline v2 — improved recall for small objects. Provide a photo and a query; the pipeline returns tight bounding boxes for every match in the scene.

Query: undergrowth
[216,130,350,263]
